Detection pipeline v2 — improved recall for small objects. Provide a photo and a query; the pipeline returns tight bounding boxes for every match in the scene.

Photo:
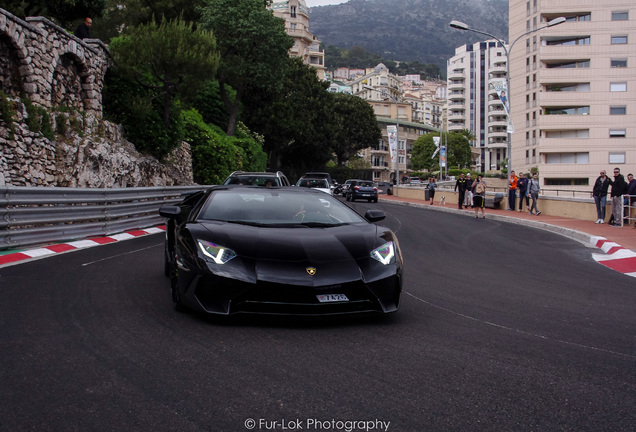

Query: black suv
[345,179,379,203]
[222,171,291,187]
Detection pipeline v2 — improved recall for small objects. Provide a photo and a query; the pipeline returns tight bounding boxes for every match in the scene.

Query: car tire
[373,198,378,203]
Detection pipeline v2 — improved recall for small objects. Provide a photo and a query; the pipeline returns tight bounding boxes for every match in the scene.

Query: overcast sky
[305,0,349,7]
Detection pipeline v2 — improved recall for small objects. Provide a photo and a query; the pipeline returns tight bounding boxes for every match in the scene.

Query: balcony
[489,64,507,74]
[448,81,465,91]
[448,70,465,79]
[448,91,465,101]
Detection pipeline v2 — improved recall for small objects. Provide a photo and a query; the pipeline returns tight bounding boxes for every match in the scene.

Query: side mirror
[159,205,182,219]
[365,209,386,222]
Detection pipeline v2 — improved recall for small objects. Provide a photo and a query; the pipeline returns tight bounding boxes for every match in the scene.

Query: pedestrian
[464,173,473,208]
[592,170,612,223]
[609,168,627,226]
[74,17,92,40]
[507,170,518,211]
[517,172,529,212]
[454,173,468,210]
[627,173,636,227]
[472,175,487,219]
[527,173,541,215]
[426,177,436,205]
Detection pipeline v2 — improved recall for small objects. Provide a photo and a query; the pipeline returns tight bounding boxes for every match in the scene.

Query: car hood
[194,222,393,285]
[199,222,382,261]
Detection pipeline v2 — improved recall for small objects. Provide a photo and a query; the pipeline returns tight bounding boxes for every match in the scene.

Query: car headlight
[197,240,237,264]
[370,241,395,265]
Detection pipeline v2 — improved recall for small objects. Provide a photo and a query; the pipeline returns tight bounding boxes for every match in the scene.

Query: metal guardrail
[0,186,206,251]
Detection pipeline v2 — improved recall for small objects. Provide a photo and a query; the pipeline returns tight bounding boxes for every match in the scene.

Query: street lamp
[449,16,566,203]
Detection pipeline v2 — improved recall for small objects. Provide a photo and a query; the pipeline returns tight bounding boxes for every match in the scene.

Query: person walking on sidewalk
[517,172,529,212]
[426,177,437,205]
[454,173,468,210]
[464,173,474,208]
[610,168,628,226]
[507,170,518,211]
[472,175,487,219]
[527,173,541,215]
[592,170,612,224]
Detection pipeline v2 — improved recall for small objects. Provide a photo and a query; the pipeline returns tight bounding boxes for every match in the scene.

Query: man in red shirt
[508,170,518,211]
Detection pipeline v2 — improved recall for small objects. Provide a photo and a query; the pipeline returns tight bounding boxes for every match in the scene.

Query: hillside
[309,0,509,72]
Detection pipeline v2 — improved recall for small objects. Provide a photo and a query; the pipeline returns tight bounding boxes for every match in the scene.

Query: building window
[545,130,589,138]
[609,129,626,138]
[564,13,591,22]
[609,153,625,164]
[545,83,590,92]
[544,106,590,115]
[611,11,628,21]
[611,59,628,68]
[611,36,628,44]
[545,153,589,164]
[546,36,590,46]
[290,6,297,18]
[545,178,590,186]
[610,106,627,115]
[610,82,627,92]
[545,60,590,69]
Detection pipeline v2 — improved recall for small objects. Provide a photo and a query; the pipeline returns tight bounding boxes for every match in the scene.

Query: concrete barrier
[394,186,604,222]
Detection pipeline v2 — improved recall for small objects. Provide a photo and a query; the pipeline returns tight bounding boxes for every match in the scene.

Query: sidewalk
[381,193,636,278]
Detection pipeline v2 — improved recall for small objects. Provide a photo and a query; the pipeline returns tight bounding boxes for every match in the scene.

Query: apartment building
[350,64,438,183]
[510,0,635,190]
[270,0,326,79]
[447,40,509,172]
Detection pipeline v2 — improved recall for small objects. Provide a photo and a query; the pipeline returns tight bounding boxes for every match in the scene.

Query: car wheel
[373,198,378,203]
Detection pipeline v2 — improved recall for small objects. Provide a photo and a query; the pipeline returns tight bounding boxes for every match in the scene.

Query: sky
[305,0,350,7]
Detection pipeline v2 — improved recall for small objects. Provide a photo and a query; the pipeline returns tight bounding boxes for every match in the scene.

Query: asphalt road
[1,200,634,432]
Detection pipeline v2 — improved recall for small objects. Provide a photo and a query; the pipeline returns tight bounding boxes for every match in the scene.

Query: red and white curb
[591,236,636,278]
[0,226,166,267]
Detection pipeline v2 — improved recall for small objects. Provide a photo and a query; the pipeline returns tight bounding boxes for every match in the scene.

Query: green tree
[109,16,219,129]
[411,131,473,171]
[241,57,331,171]
[200,0,293,136]
[329,93,382,166]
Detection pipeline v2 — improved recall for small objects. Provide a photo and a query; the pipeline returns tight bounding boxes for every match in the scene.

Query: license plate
[361,194,370,197]
[317,294,349,303]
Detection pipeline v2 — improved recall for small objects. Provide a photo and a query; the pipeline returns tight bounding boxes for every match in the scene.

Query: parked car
[303,171,334,186]
[296,177,332,195]
[377,182,393,195]
[340,179,360,197]
[346,180,379,203]
[222,171,291,187]
[408,177,422,185]
[160,186,403,315]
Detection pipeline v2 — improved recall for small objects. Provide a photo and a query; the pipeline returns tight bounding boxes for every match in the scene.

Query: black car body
[160,186,402,316]
[346,180,379,203]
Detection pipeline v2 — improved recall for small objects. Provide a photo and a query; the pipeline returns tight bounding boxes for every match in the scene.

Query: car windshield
[198,188,367,226]
[224,175,279,187]
[357,181,374,187]
[297,179,329,188]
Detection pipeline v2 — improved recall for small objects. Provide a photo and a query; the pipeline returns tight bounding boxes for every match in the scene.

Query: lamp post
[449,17,566,201]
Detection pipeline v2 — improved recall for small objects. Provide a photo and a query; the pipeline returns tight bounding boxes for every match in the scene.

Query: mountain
[308,0,509,71]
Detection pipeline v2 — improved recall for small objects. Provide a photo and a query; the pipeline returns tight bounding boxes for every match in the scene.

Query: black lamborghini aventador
[159,186,403,316]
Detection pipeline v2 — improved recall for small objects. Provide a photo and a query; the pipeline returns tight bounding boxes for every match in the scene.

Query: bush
[182,109,266,184]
